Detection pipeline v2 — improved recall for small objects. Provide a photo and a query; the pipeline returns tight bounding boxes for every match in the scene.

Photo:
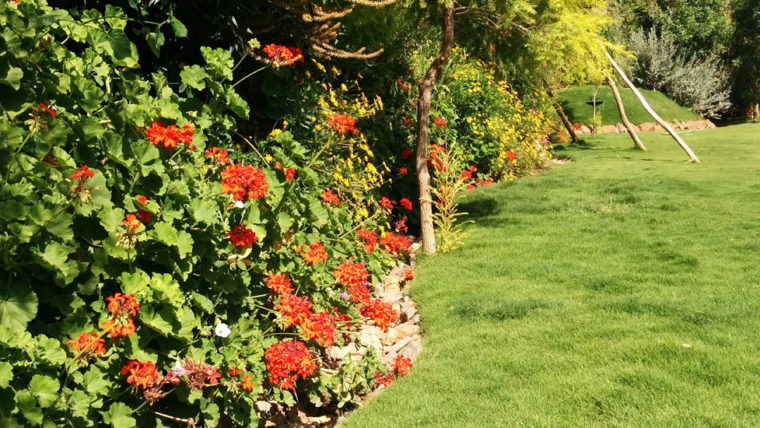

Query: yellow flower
[265,154,273,162]
[315,125,323,131]
[283,120,289,128]
[359,208,369,217]
[341,83,348,92]
[269,129,282,138]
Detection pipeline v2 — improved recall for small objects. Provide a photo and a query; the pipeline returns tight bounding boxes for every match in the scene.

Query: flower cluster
[401,149,413,159]
[328,112,358,135]
[379,233,411,255]
[135,196,151,223]
[276,294,313,327]
[68,164,98,204]
[379,197,393,211]
[181,359,222,391]
[360,299,397,332]
[227,366,255,392]
[400,198,413,211]
[116,214,141,249]
[301,311,337,347]
[263,44,304,66]
[266,273,293,295]
[434,117,447,128]
[205,147,231,165]
[333,262,369,287]
[321,189,341,206]
[221,164,268,202]
[357,229,377,252]
[226,224,258,249]
[122,360,159,390]
[428,144,446,171]
[302,242,328,265]
[146,122,194,149]
[391,355,413,376]
[348,282,371,305]
[102,293,140,338]
[66,331,106,365]
[403,269,415,281]
[265,341,316,390]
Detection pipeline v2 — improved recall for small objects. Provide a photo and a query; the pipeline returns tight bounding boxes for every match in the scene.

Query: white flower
[215,323,231,338]
[172,360,186,377]
[233,200,245,209]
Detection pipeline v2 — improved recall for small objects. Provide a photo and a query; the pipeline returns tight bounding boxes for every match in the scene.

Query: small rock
[401,299,416,309]
[639,122,656,132]
[390,263,412,279]
[255,400,273,414]
[372,283,385,294]
[328,343,357,361]
[401,306,418,322]
[601,125,618,134]
[388,337,411,354]
[381,350,398,365]
[401,339,423,361]
[380,328,398,346]
[616,123,626,132]
[396,323,420,339]
[383,292,403,305]
[409,243,421,253]
[392,303,402,315]
[307,415,332,425]
[580,125,591,134]
[410,333,422,341]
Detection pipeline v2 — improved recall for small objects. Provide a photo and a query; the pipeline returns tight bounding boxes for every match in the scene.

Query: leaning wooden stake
[543,80,578,142]
[605,75,647,151]
[606,52,699,162]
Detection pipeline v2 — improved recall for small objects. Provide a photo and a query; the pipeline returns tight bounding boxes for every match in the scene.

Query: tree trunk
[753,103,759,122]
[605,75,647,151]
[415,6,455,255]
[606,52,699,162]
[543,81,578,142]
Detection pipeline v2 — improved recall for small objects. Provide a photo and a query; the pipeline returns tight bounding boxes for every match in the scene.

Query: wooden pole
[605,75,647,151]
[543,81,579,142]
[606,52,699,162]
[415,6,455,255]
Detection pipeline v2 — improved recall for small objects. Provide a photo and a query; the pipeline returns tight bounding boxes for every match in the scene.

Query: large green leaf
[188,200,218,224]
[150,222,178,247]
[140,306,174,336]
[171,17,188,38]
[83,366,111,396]
[15,390,42,426]
[177,231,193,259]
[119,270,151,302]
[28,375,59,408]
[180,65,207,91]
[226,88,249,119]
[306,197,328,228]
[150,273,183,308]
[110,30,139,68]
[0,273,37,329]
[0,363,12,388]
[33,336,66,366]
[74,79,104,113]
[102,403,135,428]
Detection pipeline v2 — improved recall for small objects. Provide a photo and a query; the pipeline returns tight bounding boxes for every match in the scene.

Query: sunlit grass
[342,123,760,428]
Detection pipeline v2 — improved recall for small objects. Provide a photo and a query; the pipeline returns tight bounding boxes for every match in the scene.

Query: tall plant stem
[605,75,647,151]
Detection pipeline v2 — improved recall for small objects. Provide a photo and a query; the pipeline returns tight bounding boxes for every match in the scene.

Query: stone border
[577,119,716,135]
[259,241,424,428]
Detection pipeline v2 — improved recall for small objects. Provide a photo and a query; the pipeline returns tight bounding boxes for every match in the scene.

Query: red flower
[403,119,411,127]
[241,374,254,391]
[400,149,413,159]
[466,184,476,191]
[226,224,258,249]
[302,242,328,265]
[265,341,316,390]
[374,371,394,387]
[399,198,413,211]
[348,282,371,305]
[228,366,246,376]
[266,273,293,295]
[321,189,341,206]
[102,293,140,338]
[429,144,446,171]
[122,360,159,390]
[379,197,393,211]
[70,164,95,180]
[397,79,403,86]
[135,196,151,223]
[285,168,296,183]
[379,233,410,255]
[276,295,313,327]
[263,44,304,65]
[328,113,358,135]
[392,355,413,376]
[221,164,268,202]
[123,214,141,231]
[504,150,515,162]
[461,170,472,181]
[357,229,377,253]
[205,147,231,165]
[37,100,55,118]
[433,117,447,128]
[468,165,477,173]
[403,269,414,281]
[146,122,194,149]
[301,311,336,347]
[399,167,407,175]
[66,331,106,362]
[394,219,408,234]
[360,299,397,332]
[333,262,369,287]
[574,122,580,130]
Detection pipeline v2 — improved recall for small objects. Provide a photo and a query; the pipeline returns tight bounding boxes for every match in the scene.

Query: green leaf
[15,390,42,426]
[0,363,12,388]
[277,212,294,234]
[29,375,59,408]
[191,292,214,314]
[176,306,197,342]
[105,133,132,166]
[146,31,165,58]
[0,273,38,329]
[74,79,104,113]
[226,88,249,119]
[0,325,34,349]
[34,336,66,366]
[307,197,328,228]
[188,200,218,225]
[83,366,111,396]
[101,403,135,428]
[150,273,183,308]
[202,402,220,428]
[0,120,23,150]
[109,30,139,68]
[277,132,307,159]
[0,67,23,91]
[200,47,234,81]
[32,242,75,278]
[80,117,105,142]
[99,206,125,233]
[150,222,178,246]
[171,17,188,38]
[177,231,194,259]
[180,65,207,91]
[120,270,151,302]
[131,141,161,176]
[141,306,174,336]
[0,200,25,221]
[45,212,73,242]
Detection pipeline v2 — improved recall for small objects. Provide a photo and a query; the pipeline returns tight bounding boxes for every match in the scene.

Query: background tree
[729,0,760,119]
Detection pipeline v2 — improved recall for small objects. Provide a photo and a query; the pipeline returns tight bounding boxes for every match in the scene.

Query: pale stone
[400,306,418,322]
[384,275,400,288]
[409,243,421,253]
[388,337,411,354]
[401,339,423,362]
[639,122,656,132]
[396,323,420,339]
[616,123,626,132]
[255,400,273,413]
[580,125,591,134]
[390,263,412,279]
[601,125,618,134]
[380,328,398,346]
[328,343,357,361]
[383,292,403,305]
[707,120,717,129]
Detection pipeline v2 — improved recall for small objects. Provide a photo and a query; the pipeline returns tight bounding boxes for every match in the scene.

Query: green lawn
[343,123,760,428]
[560,85,701,127]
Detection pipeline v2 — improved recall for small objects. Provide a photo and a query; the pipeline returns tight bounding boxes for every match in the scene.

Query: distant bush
[629,29,731,118]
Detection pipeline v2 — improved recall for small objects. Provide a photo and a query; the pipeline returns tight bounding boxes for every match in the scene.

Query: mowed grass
[342,123,760,428]
[559,85,700,127]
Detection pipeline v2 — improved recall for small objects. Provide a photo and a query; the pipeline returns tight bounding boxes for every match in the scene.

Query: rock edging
[577,119,716,135]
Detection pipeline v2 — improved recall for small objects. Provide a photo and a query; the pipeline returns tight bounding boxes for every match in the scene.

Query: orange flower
[392,355,413,376]
[379,233,411,255]
[123,214,141,231]
[276,294,313,327]
[226,224,258,249]
[266,273,293,295]
[205,147,231,165]
[400,198,413,211]
[263,44,304,65]
[333,262,368,287]
[301,311,336,347]
[302,242,328,265]
[373,371,393,387]
[328,113,358,135]
[66,331,106,363]
[321,189,341,206]
[136,196,151,223]
[146,122,194,149]
[221,164,268,203]
[357,229,377,252]
[348,282,371,305]
[379,197,393,211]
[403,269,415,281]
[122,360,159,390]
[433,117,447,128]
[241,374,254,391]
[360,299,397,332]
[265,341,316,390]
[285,168,296,183]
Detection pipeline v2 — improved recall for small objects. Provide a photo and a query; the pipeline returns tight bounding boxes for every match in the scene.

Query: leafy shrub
[0,2,410,426]
[629,29,731,118]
